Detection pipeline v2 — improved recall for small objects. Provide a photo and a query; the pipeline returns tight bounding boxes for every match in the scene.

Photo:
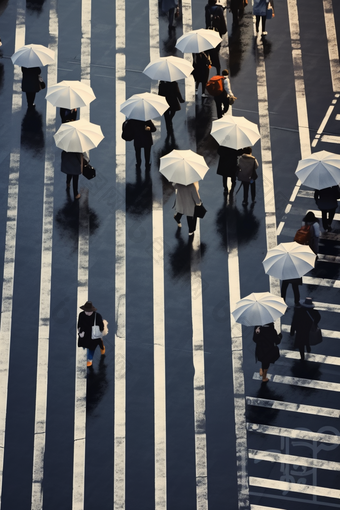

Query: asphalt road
[0,0,339,509]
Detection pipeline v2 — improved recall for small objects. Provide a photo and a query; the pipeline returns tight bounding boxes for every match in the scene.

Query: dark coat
[78,311,104,350]
[192,52,211,84]
[205,4,227,36]
[61,151,83,175]
[60,108,78,123]
[21,66,41,93]
[290,305,321,348]
[216,146,241,177]
[130,120,156,148]
[253,323,281,368]
[158,81,184,113]
[314,186,340,211]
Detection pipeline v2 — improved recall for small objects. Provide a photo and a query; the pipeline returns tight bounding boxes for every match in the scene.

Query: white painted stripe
[253,372,340,392]
[114,0,126,508]
[0,2,25,506]
[313,301,340,313]
[286,207,340,222]
[302,276,340,289]
[280,349,340,365]
[251,506,287,510]
[30,2,58,508]
[320,134,340,144]
[248,449,340,470]
[246,396,340,418]
[282,323,340,339]
[311,102,336,147]
[247,423,340,444]
[249,476,340,499]
[323,0,340,93]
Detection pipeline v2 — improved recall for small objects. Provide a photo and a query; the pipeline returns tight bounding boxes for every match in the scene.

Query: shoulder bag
[91,313,102,339]
[307,311,323,345]
[195,203,207,218]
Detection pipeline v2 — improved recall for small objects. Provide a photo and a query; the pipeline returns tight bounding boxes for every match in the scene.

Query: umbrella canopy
[295,150,340,189]
[11,44,55,67]
[54,119,104,152]
[120,92,169,121]
[45,80,96,108]
[176,29,222,53]
[143,56,193,82]
[262,242,316,280]
[232,292,287,327]
[211,116,261,150]
[159,149,209,185]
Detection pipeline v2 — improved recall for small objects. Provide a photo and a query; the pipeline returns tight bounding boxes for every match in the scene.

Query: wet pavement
[0,0,340,509]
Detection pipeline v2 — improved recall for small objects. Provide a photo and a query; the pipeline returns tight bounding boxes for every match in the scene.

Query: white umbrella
[45,80,96,108]
[11,44,55,67]
[120,92,169,121]
[176,29,222,53]
[143,56,194,82]
[159,149,209,185]
[54,119,104,152]
[232,292,287,327]
[262,242,316,280]
[211,116,261,150]
[295,150,340,189]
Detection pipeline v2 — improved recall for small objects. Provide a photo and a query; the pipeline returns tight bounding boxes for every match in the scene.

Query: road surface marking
[247,423,340,444]
[282,324,340,339]
[311,97,338,148]
[246,397,340,418]
[320,134,340,144]
[279,349,340,365]
[251,506,287,510]
[253,372,340,392]
[302,276,340,289]
[249,476,340,499]
[30,2,58,509]
[323,0,340,93]
[248,450,340,470]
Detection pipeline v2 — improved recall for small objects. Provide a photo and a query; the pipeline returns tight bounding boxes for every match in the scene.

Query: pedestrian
[129,119,156,170]
[253,0,271,36]
[205,0,227,37]
[78,301,106,368]
[213,70,236,119]
[60,107,78,123]
[302,211,320,254]
[228,0,247,26]
[173,181,202,237]
[290,297,321,360]
[238,146,259,205]
[158,80,185,136]
[253,323,282,382]
[21,66,41,108]
[192,51,212,98]
[161,0,178,32]
[61,150,83,199]
[281,277,302,306]
[314,185,340,232]
[216,146,241,194]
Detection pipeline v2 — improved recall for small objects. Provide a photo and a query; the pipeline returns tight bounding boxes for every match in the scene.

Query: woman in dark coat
[129,119,156,170]
[21,66,41,108]
[61,150,83,199]
[253,323,281,382]
[314,186,340,232]
[281,277,302,306]
[158,80,184,135]
[192,52,211,97]
[78,301,105,367]
[60,108,78,123]
[216,146,242,194]
[290,297,321,360]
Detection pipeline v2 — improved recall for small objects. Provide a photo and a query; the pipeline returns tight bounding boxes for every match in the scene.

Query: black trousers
[25,92,36,107]
[174,213,197,234]
[66,174,79,197]
[243,182,256,202]
[256,15,266,33]
[214,93,229,119]
[281,280,300,305]
[135,146,151,168]
[321,209,336,230]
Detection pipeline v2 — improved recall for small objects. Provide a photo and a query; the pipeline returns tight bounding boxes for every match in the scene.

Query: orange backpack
[294,225,311,245]
[206,76,224,96]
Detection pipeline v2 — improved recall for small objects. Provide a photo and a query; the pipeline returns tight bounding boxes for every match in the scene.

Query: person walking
[78,301,106,368]
[216,146,241,194]
[253,323,282,382]
[212,70,236,119]
[173,181,202,237]
[129,119,156,170]
[60,107,78,123]
[290,297,321,360]
[158,80,184,136]
[21,66,41,108]
[238,147,258,205]
[314,185,340,232]
[205,0,227,36]
[281,277,302,306]
[302,211,320,254]
[61,150,83,199]
[161,0,178,32]
[192,51,212,98]
[253,0,271,36]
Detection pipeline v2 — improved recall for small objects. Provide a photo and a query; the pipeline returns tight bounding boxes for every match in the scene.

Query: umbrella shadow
[21,107,45,155]
[86,355,109,415]
[126,166,153,217]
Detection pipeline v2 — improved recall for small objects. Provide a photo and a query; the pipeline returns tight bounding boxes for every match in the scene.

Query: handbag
[307,312,323,345]
[38,75,46,90]
[195,203,207,219]
[91,313,102,339]
[228,95,236,105]
[83,160,96,180]
[266,2,274,19]
[270,344,280,363]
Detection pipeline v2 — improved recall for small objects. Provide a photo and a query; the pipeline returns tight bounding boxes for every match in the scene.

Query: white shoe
[202,93,208,98]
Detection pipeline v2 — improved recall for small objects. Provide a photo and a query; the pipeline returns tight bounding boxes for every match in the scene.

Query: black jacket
[78,311,104,350]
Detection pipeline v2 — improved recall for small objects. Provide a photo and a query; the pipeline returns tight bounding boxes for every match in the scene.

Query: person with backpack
[192,51,212,98]
[207,69,236,119]
[205,0,227,75]
[228,0,247,27]
[302,211,320,254]
[237,146,259,205]
[314,185,340,232]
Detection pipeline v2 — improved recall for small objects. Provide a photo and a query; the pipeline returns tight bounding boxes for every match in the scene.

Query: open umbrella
[143,56,193,82]
[11,44,55,67]
[176,29,222,53]
[262,242,316,280]
[211,116,261,150]
[295,150,340,189]
[159,149,209,185]
[120,92,169,121]
[54,119,104,152]
[232,292,287,327]
[45,80,96,108]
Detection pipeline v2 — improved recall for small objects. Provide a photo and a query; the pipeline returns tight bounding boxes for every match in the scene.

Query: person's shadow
[26,0,46,13]
[216,196,260,248]
[86,355,109,415]
[168,229,207,279]
[21,107,45,155]
[126,166,153,217]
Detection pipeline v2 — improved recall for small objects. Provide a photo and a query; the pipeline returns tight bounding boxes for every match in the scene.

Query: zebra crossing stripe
[253,372,340,392]
[281,324,340,339]
[251,506,287,510]
[302,277,340,289]
[247,422,340,444]
[249,476,340,499]
[323,0,340,93]
[246,396,340,418]
[248,449,340,470]
[279,349,340,366]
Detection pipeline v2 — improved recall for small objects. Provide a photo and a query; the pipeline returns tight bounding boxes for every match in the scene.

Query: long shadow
[126,166,153,217]
[86,355,109,415]
[21,107,45,155]
[26,0,46,13]
[216,196,260,249]
[246,384,285,425]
